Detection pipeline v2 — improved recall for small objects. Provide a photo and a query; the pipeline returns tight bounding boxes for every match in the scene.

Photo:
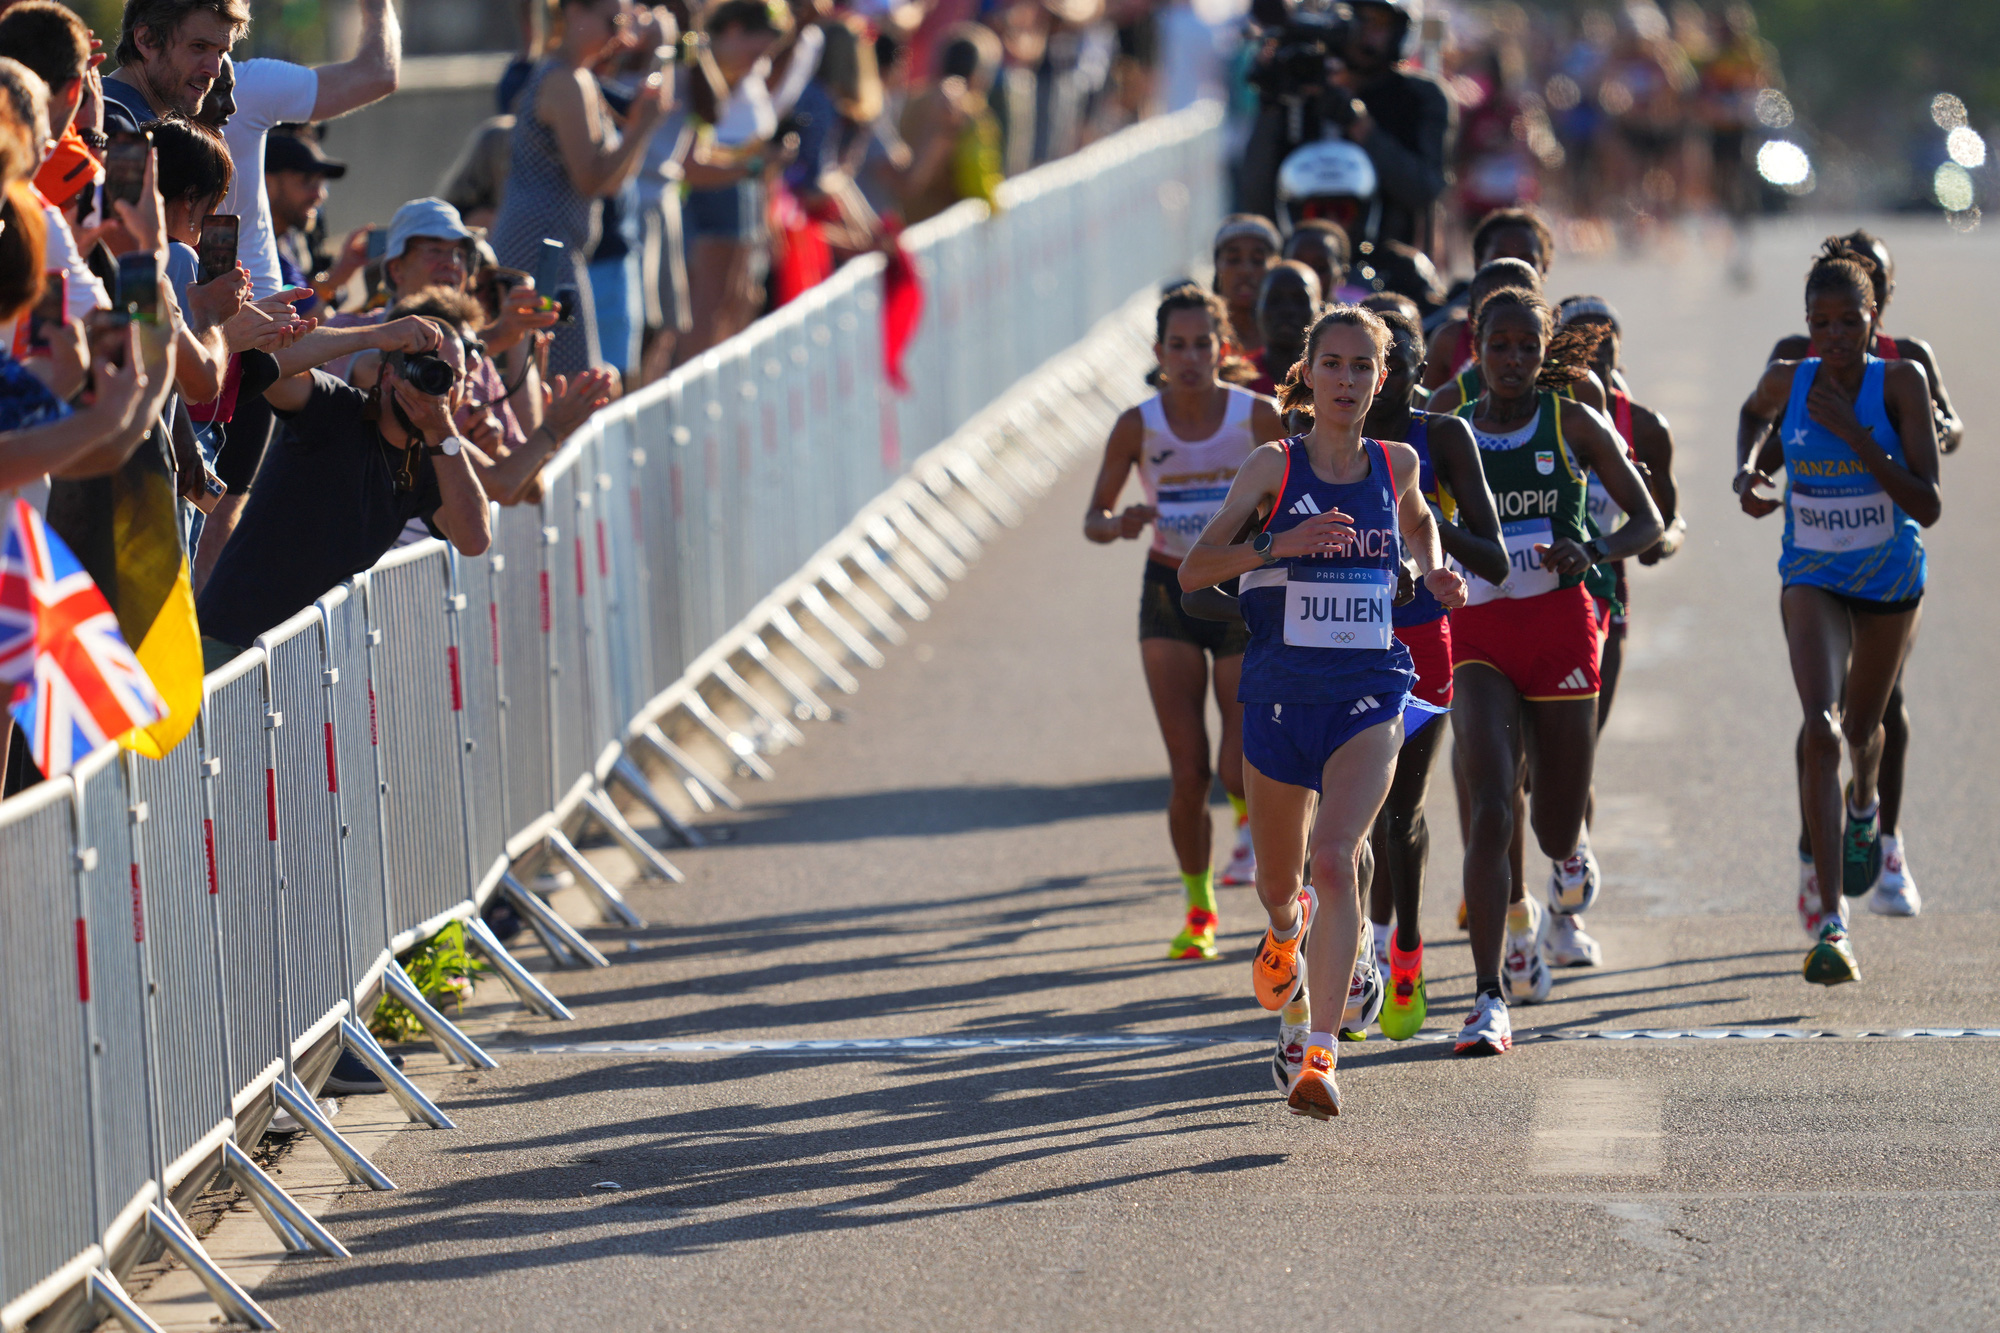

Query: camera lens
[398,351,457,396]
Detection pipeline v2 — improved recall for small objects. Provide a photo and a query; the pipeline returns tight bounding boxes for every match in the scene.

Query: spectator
[490,0,674,380]
[897,22,1003,226]
[677,0,789,363]
[101,0,249,131]
[265,130,361,316]
[140,112,240,407]
[436,113,515,230]
[194,313,491,661]
[0,1,110,322]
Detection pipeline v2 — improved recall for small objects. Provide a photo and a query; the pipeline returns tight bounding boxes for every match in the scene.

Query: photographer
[194,314,491,661]
[1240,0,1452,257]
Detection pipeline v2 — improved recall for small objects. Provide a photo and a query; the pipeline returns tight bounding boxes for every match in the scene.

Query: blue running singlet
[1778,357,1926,604]
[1238,436,1415,707]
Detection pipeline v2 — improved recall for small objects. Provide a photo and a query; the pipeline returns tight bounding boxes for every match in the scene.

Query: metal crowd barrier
[0,102,1221,1331]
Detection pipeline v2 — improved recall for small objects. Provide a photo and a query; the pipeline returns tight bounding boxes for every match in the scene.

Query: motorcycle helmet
[1277,139,1381,241]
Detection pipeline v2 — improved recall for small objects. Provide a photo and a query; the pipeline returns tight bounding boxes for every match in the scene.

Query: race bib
[1586,475,1625,534]
[1153,484,1230,552]
[1789,487,1893,554]
[1461,518,1562,606]
[1283,566,1393,650]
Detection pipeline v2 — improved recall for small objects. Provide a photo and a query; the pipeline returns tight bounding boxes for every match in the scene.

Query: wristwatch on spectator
[422,435,463,458]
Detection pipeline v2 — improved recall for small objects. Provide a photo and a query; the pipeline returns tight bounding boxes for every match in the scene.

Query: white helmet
[1276,139,1380,240]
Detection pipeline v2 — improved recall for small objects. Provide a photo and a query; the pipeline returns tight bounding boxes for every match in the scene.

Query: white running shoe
[1798,854,1830,941]
[1220,821,1256,886]
[1868,835,1920,917]
[1455,991,1512,1056]
[1271,989,1310,1092]
[1372,921,1393,975]
[1341,920,1385,1040]
[1543,912,1603,968]
[1502,898,1553,1004]
[1548,833,1601,914]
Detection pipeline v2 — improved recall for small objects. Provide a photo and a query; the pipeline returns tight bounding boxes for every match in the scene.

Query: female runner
[1085,284,1285,959]
[1449,290,1661,1052]
[1761,232,1962,917]
[1360,309,1508,1040]
[1734,250,1940,984]
[1180,306,1467,1118]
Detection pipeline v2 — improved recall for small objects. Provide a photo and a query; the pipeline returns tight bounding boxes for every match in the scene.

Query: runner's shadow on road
[709,776,1176,845]
[252,1047,1296,1300]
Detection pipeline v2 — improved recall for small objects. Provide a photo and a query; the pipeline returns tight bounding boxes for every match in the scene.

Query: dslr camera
[1247,0,1358,137]
[386,349,457,396]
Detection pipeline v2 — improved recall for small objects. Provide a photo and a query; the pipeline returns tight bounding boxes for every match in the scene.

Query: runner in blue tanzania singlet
[1778,356,1926,607]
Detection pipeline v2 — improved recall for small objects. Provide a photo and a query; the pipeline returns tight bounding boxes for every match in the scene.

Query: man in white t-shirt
[105,0,402,300]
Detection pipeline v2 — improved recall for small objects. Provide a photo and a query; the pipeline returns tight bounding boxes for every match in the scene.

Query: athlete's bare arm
[1179,443,1351,592]
[1735,360,1795,517]
[1629,401,1684,564]
[1423,414,1509,586]
[1547,399,1663,575]
[1895,336,1964,454]
[1387,439,1468,608]
[1083,406,1152,543]
[1812,359,1941,527]
[1566,368,1609,412]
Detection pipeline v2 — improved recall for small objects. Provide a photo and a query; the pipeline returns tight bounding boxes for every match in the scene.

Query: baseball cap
[265,132,348,179]
[384,197,475,264]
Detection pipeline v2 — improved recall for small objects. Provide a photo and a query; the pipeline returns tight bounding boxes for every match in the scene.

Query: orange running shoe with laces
[1252,886,1315,1010]
[1286,1044,1340,1119]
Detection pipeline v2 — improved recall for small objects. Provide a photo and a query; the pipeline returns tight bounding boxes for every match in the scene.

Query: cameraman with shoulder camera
[194,313,492,663]
[1241,0,1452,257]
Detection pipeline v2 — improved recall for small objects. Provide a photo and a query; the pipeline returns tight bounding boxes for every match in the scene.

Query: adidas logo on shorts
[1289,494,1323,516]
[1348,695,1382,716]
[1557,668,1591,692]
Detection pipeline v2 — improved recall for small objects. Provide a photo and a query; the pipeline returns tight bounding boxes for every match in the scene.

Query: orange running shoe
[1286,1044,1340,1119]
[1251,885,1315,1010]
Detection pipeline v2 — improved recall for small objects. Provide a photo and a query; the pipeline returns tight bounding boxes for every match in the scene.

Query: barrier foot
[796,585,887,669]
[582,786,685,884]
[819,562,908,645]
[144,1204,277,1329]
[610,756,705,847]
[384,961,499,1069]
[87,1268,167,1333]
[637,725,741,813]
[742,633,836,716]
[340,1018,456,1129]
[712,662,806,746]
[465,917,576,1020]
[273,1075,396,1191]
[547,830,646,928]
[848,545,930,621]
[501,871,611,967]
[766,608,860,695]
[222,1140,350,1258]
[680,696,777,780]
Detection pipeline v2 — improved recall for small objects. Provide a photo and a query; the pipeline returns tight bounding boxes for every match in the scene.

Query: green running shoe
[1803,918,1861,987]
[1378,937,1427,1041]
[1841,788,1882,899]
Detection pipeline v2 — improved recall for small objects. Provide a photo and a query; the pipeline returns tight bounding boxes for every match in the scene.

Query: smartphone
[19,272,66,357]
[366,227,389,261]
[116,253,160,324]
[103,132,150,209]
[86,309,131,376]
[532,238,565,309]
[197,213,239,283]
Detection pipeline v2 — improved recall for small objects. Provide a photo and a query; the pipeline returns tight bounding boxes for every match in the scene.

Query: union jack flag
[0,498,165,777]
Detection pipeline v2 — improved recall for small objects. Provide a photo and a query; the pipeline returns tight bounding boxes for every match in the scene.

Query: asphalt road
[246,219,2000,1332]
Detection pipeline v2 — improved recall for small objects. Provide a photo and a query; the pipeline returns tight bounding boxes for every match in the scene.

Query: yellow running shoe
[1168,908,1219,960]
[1378,935,1427,1041]
[1252,887,1316,1009]
[1286,1044,1340,1119]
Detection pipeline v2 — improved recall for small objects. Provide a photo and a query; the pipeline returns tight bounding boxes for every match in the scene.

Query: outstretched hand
[1733,467,1781,519]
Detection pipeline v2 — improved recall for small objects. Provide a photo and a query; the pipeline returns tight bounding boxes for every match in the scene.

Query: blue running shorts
[1243,694,1447,792]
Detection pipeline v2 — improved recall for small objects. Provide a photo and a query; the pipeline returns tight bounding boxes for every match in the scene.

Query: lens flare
[1932,93,1968,129]
[1756,140,1812,190]
[1754,89,1794,129]
[1947,126,1987,168]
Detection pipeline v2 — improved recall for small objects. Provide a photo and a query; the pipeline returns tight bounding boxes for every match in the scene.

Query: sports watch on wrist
[1252,530,1277,564]
[1582,536,1608,566]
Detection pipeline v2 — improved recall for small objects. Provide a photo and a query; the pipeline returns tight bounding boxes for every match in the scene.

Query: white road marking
[496,1027,2000,1055]
[1531,1078,1664,1176]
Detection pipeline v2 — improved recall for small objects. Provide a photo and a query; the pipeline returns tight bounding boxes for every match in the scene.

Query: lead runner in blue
[1180,305,1468,1121]
[1734,247,1940,987]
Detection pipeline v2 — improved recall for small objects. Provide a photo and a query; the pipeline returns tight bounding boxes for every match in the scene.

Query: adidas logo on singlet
[1348,696,1381,716]
[1289,494,1323,516]
[1557,668,1592,692]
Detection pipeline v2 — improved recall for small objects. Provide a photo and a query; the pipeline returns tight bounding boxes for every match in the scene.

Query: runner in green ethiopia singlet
[1450,391,1591,603]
